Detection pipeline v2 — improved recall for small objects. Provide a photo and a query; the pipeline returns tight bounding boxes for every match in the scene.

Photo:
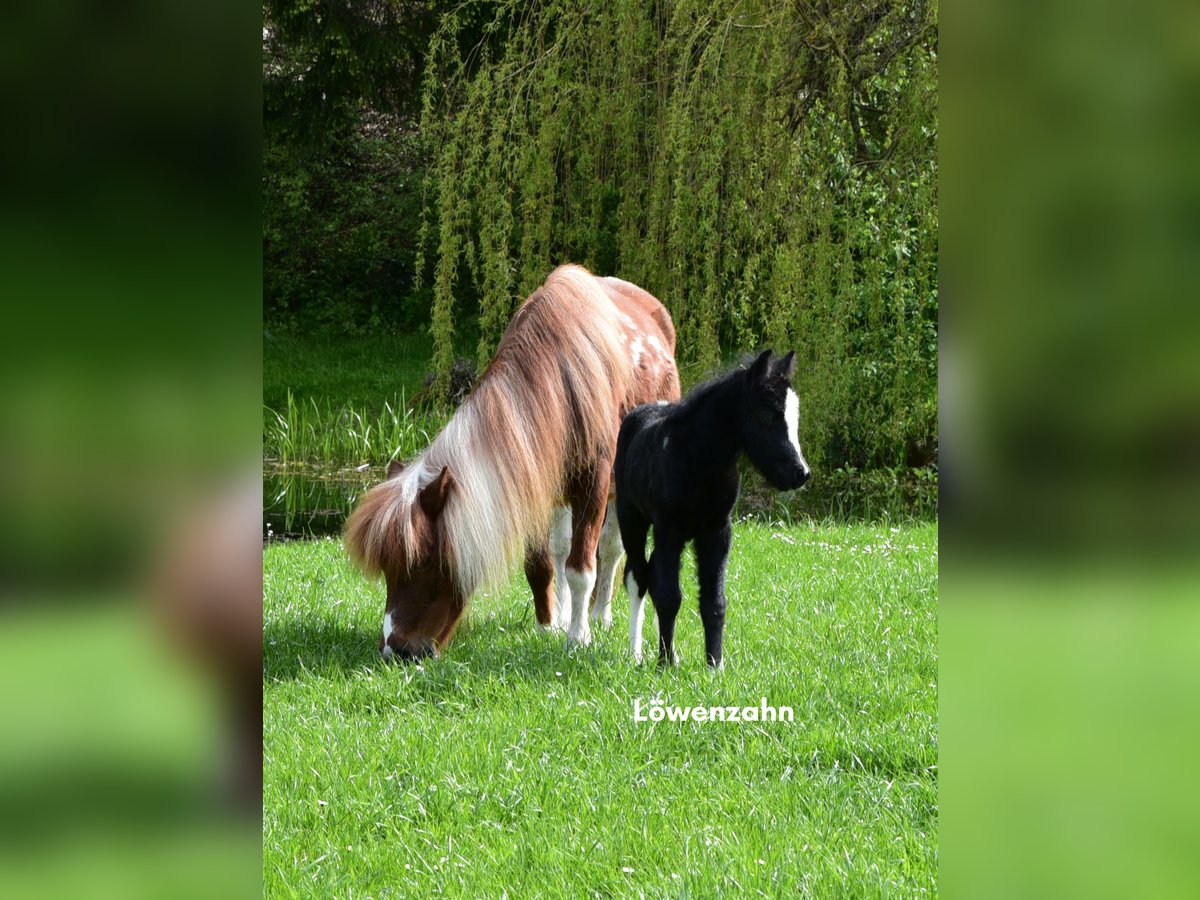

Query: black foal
[614,349,811,667]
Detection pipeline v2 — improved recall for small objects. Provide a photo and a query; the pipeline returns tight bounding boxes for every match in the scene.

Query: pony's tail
[343,479,403,578]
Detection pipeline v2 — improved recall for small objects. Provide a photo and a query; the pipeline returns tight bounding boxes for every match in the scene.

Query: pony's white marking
[662,436,669,450]
[565,566,596,647]
[627,569,647,663]
[629,336,644,369]
[784,388,810,475]
[383,611,395,642]
[381,645,394,660]
[590,502,622,629]
[549,506,572,631]
[646,334,666,357]
[656,399,669,406]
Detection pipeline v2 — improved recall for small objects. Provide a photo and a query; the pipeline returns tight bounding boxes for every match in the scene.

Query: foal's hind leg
[650,536,685,667]
[590,499,623,630]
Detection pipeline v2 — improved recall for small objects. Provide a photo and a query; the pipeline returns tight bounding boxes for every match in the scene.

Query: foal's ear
[776,350,797,381]
[748,349,774,383]
[386,458,406,479]
[419,466,455,518]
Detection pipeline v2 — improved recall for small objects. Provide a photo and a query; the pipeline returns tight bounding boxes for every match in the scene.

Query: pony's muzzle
[380,636,438,663]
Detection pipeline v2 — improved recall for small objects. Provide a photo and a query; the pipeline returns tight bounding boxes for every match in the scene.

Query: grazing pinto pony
[614,349,811,668]
[345,265,679,660]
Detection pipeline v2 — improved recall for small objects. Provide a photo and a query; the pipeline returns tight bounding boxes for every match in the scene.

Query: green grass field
[264,519,937,896]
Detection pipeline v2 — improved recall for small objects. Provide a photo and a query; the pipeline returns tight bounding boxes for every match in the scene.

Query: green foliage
[262,0,495,335]
[419,0,938,469]
[263,118,430,333]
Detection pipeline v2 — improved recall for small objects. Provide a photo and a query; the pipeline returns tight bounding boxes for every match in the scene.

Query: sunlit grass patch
[264,520,938,896]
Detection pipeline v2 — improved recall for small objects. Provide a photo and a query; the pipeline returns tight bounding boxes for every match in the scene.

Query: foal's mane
[345,265,631,596]
[667,358,754,422]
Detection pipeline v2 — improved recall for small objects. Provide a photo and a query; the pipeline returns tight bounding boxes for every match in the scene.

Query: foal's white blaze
[784,388,810,475]
[629,337,645,369]
[626,569,647,663]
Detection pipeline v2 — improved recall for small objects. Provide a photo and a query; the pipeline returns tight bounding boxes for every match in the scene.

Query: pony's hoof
[566,628,592,649]
[590,608,614,630]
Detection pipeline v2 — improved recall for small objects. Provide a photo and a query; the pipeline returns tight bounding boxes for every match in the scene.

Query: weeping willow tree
[416,0,937,470]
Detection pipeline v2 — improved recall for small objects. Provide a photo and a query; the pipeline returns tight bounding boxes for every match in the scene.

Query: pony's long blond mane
[345,265,632,597]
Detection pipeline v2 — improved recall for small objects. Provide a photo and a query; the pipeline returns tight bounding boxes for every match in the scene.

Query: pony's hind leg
[548,505,573,631]
[564,468,611,648]
[590,500,623,630]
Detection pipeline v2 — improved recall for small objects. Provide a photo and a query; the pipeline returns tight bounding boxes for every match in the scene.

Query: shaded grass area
[264,330,449,467]
[264,521,937,896]
[264,329,443,414]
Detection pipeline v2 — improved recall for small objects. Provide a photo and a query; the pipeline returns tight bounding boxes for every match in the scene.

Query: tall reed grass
[264,390,448,465]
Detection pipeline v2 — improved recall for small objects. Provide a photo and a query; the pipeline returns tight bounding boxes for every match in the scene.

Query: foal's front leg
[650,537,685,666]
[695,523,732,668]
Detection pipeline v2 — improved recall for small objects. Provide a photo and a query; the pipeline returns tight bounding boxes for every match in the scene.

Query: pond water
[264,461,937,541]
[263,464,378,540]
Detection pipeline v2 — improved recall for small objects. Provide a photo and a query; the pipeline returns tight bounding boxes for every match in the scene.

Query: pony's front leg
[548,505,573,631]
[695,523,732,669]
[565,471,611,648]
[589,499,623,630]
[524,541,555,630]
